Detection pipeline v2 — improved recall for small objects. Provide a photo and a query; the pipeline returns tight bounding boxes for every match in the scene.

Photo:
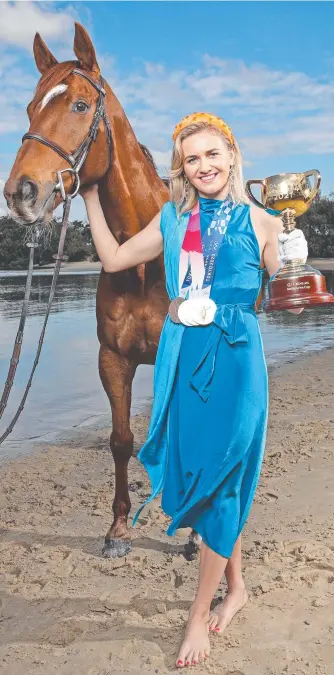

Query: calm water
[0,270,333,460]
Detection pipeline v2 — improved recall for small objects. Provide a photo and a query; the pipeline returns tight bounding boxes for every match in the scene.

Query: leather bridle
[0,68,112,445]
[21,68,112,201]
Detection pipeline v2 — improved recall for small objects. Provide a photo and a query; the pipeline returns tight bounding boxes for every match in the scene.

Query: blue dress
[133,197,268,559]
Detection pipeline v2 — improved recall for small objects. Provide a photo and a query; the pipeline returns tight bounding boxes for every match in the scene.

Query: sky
[1,0,334,221]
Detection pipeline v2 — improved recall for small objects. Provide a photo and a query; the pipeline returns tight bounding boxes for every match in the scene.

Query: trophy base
[263,263,334,312]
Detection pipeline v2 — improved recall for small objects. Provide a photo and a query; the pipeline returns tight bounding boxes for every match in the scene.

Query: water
[0,270,333,460]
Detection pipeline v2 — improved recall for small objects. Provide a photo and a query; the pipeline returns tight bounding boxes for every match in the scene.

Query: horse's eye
[73,101,89,113]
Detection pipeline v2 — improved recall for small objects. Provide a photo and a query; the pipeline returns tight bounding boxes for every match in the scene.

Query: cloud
[1,9,333,210]
[0,3,79,137]
[111,56,334,167]
[242,113,334,158]
[150,149,172,178]
[0,1,74,50]
[191,55,334,115]
[108,53,334,121]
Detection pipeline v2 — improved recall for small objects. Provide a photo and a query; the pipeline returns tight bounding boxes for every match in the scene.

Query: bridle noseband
[0,69,113,446]
[21,68,112,201]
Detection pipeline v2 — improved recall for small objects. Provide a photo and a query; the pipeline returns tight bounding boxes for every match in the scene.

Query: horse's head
[4,23,111,226]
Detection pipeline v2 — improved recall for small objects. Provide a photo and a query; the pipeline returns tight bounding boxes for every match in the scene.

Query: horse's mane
[139,143,157,170]
[139,144,169,185]
[27,61,169,184]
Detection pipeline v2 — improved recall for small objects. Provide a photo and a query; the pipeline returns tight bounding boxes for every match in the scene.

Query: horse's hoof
[102,538,132,558]
[184,539,200,561]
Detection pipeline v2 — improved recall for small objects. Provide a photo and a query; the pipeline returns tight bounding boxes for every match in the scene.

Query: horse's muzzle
[3,176,56,225]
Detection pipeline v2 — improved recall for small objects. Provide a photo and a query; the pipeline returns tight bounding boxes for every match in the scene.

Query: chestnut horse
[4,23,189,558]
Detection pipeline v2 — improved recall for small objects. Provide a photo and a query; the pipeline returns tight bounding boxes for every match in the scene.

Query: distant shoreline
[307,258,334,271]
[1,257,334,273]
[38,260,102,273]
[0,260,102,275]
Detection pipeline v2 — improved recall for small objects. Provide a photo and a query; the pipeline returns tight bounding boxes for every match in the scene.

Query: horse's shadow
[1,528,186,557]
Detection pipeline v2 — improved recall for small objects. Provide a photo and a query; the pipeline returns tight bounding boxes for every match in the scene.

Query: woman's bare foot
[176,604,210,668]
[208,587,248,634]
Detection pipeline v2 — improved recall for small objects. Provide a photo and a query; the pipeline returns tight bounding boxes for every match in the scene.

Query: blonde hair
[169,122,247,216]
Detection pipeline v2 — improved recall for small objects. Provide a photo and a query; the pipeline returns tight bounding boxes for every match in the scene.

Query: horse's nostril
[18,177,38,204]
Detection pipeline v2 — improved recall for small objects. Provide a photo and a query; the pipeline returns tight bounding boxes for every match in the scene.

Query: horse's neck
[99,89,168,241]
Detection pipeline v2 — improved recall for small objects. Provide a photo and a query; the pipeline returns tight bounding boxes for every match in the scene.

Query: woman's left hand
[278,228,308,265]
[278,229,308,315]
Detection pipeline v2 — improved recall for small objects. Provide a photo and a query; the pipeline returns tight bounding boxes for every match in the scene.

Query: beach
[0,347,333,675]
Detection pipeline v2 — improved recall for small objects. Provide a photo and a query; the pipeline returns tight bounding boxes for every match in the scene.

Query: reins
[0,69,111,446]
[0,233,37,420]
[0,200,70,444]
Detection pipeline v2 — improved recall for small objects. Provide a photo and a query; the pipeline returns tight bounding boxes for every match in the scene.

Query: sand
[0,347,333,675]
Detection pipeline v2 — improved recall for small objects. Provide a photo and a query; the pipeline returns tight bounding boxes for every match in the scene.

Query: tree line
[0,193,333,269]
[0,218,98,269]
[299,193,334,258]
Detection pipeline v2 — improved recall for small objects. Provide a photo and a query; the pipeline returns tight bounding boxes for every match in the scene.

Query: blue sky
[1,1,334,220]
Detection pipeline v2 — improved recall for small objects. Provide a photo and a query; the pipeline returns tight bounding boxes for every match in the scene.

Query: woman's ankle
[226,581,247,594]
[190,599,211,618]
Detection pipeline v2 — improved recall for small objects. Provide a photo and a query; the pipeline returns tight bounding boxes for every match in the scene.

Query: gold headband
[172,112,235,147]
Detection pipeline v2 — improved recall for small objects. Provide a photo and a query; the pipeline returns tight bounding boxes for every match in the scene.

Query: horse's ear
[33,33,58,74]
[73,23,100,74]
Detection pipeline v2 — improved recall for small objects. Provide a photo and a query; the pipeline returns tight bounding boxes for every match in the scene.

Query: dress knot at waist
[190,303,255,402]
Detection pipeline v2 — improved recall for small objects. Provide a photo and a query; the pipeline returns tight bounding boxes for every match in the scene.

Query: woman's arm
[81,185,164,273]
[262,213,282,278]
[261,211,304,314]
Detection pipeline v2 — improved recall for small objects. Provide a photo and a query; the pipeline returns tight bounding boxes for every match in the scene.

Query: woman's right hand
[80,183,99,201]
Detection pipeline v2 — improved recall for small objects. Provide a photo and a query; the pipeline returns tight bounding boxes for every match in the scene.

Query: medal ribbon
[179,198,233,299]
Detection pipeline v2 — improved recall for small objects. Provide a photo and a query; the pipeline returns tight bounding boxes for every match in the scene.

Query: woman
[81,113,307,668]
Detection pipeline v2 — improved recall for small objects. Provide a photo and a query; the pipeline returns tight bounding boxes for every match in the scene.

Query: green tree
[0,216,30,269]
[1,194,333,269]
[0,216,99,268]
[299,193,334,257]
[63,220,93,262]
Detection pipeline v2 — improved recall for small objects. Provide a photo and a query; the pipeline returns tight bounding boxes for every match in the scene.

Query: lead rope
[0,232,37,418]
[0,197,71,445]
[0,70,111,446]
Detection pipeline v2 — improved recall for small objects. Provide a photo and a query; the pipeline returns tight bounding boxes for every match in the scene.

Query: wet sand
[0,347,333,675]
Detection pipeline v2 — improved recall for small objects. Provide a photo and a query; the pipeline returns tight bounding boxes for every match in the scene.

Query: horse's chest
[97,287,169,360]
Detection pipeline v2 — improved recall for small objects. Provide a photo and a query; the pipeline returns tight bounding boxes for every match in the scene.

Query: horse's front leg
[99,345,137,558]
[185,530,202,560]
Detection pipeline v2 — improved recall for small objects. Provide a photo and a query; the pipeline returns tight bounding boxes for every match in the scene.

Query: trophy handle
[245,179,266,209]
[303,169,321,202]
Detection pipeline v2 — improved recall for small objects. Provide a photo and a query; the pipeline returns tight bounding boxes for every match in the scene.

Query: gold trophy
[245,170,334,311]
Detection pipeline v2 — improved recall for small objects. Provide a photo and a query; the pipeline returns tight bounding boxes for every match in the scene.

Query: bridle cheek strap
[21,69,112,201]
[0,70,112,441]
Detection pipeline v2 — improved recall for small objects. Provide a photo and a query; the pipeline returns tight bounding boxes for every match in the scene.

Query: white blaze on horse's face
[40,84,68,111]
